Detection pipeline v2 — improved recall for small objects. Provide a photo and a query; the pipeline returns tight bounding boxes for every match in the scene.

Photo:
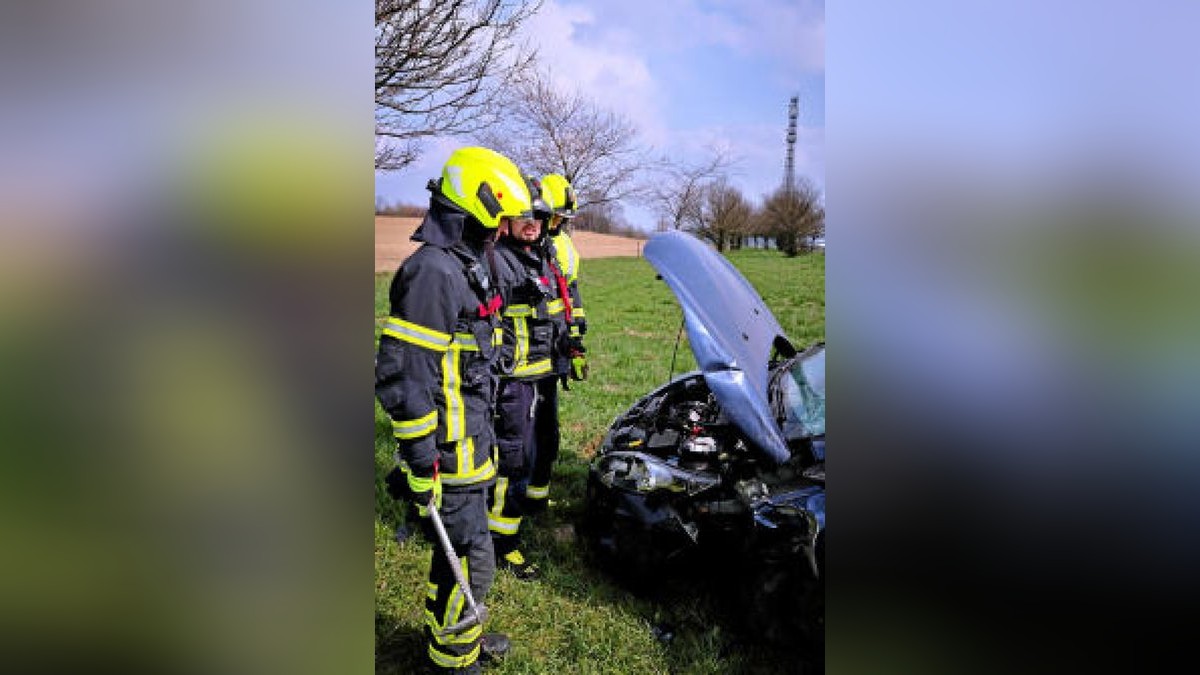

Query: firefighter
[375,146,530,673]
[522,173,588,515]
[486,176,567,581]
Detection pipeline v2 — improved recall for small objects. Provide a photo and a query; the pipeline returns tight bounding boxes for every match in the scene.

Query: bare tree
[651,148,736,232]
[758,178,825,256]
[375,0,541,170]
[697,181,753,252]
[477,72,648,224]
[573,200,625,234]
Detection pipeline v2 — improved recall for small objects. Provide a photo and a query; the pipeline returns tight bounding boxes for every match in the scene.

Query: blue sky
[376,0,825,231]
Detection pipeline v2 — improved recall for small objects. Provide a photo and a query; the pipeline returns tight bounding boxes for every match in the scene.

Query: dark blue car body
[584,232,825,650]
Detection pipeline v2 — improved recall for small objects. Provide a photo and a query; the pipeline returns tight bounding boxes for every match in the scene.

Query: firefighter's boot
[498,549,540,581]
[480,632,511,662]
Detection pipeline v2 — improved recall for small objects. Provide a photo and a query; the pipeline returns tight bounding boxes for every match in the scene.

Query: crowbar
[426,497,489,635]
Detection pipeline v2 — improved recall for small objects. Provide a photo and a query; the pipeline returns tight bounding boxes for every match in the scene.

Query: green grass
[375,248,824,673]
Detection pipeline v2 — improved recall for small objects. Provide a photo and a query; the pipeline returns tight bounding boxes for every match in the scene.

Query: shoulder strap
[543,245,574,324]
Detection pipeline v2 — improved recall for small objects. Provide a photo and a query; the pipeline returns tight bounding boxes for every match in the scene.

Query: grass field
[375,247,824,674]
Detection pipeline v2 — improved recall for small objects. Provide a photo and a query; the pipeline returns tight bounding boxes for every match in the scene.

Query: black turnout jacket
[375,200,503,487]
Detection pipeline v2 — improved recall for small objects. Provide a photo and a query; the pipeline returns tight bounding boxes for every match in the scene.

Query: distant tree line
[375,0,821,256]
[375,199,426,218]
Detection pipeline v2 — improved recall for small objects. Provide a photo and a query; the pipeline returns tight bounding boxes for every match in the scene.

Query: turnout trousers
[525,376,561,507]
[488,379,537,556]
[424,487,495,670]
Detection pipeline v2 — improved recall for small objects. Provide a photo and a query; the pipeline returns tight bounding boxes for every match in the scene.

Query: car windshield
[777,345,825,439]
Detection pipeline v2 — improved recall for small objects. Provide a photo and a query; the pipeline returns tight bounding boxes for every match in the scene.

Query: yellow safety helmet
[522,175,555,220]
[540,173,577,219]
[440,147,531,229]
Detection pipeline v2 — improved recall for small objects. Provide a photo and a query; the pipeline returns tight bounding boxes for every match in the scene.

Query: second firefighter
[487,175,569,581]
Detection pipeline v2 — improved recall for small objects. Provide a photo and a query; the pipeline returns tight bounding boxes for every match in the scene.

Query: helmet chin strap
[460,214,496,246]
[483,238,499,294]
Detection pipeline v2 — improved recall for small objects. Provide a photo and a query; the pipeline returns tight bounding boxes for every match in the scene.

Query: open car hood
[644,231,795,464]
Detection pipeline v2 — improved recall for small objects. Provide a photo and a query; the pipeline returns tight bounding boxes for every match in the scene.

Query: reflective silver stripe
[382,317,451,352]
[393,411,436,439]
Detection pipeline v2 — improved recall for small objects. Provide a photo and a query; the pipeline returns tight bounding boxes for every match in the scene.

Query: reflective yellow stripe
[572,307,585,318]
[426,582,437,601]
[441,457,495,486]
[446,624,482,645]
[488,477,518,535]
[488,476,522,535]
[513,316,529,367]
[426,612,481,645]
[428,643,480,668]
[456,436,471,477]
[513,359,552,378]
[451,332,480,351]
[489,512,521,535]
[525,484,549,500]
[492,327,503,346]
[392,411,436,439]
[546,298,564,315]
[441,346,464,441]
[441,557,469,631]
[503,304,535,318]
[383,317,451,352]
[407,472,436,494]
[555,234,579,282]
[491,477,509,514]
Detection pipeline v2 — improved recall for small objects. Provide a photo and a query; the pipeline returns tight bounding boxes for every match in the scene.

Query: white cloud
[519,1,823,146]
[570,0,823,72]
[738,0,825,72]
[521,2,669,145]
[377,1,826,215]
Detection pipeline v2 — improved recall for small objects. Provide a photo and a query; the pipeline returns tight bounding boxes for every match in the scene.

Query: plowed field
[375,216,645,273]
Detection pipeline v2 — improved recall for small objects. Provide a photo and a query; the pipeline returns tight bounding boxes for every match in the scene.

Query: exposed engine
[585,371,825,648]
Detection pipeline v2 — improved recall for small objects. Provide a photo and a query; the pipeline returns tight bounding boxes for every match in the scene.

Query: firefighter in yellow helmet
[521,173,587,515]
[485,175,568,580]
[375,146,529,673]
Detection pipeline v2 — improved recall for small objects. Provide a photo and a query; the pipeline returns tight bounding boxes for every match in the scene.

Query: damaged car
[583,231,825,649]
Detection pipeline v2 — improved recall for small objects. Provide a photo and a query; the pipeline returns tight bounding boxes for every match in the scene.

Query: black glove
[384,467,408,501]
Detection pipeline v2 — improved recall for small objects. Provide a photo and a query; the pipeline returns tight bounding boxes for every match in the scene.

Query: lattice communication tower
[784,95,798,191]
